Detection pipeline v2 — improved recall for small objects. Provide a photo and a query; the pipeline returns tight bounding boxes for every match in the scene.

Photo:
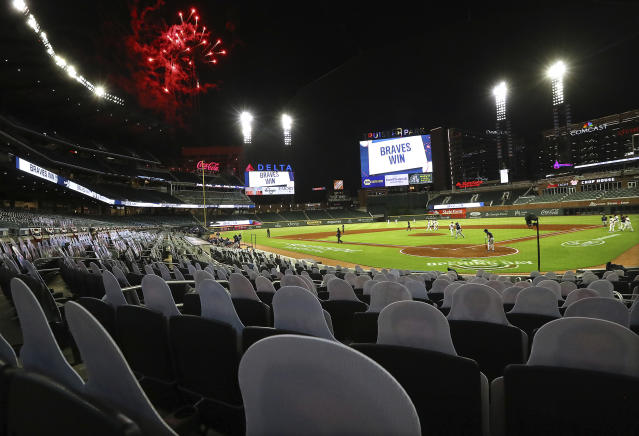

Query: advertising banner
[247,171,293,188]
[384,173,409,187]
[466,208,563,218]
[365,136,431,176]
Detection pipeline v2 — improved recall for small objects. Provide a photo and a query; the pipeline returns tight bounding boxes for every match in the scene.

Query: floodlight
[281,114,292,130]
[547,60,566,105]
[66,65,77,79]
[282,113,292,146]
[493,81,507,121]
[546,60,566,80]
[240,111,253,144]
[94,86,105,97]
[12,0,27,13]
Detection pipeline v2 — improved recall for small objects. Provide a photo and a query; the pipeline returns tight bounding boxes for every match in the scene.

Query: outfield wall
[252,217,376,229]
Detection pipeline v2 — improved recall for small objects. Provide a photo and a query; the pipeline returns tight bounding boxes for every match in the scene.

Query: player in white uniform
[433,220,439,230]
[426,220,432,231]
[449,222,455,236]
[625,216,634,231]
[608,216,616,232]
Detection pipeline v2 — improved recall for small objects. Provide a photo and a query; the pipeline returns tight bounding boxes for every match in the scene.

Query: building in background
[446,128,527,184]
[540,109,639,176]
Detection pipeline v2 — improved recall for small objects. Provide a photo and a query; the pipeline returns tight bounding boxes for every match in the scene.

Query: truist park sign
[570,121,608,136]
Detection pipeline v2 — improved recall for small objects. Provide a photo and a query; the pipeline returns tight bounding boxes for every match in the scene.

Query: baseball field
[221,215,639,274]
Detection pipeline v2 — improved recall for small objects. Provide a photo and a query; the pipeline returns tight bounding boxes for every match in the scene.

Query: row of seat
[6,275,639,436]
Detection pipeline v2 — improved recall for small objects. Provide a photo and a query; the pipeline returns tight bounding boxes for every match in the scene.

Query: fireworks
[147,9,226,95]
[126,2,227,123]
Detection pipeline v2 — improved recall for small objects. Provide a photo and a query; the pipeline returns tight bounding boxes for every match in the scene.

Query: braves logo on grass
[425,260,534,270]
[561,234,621,247]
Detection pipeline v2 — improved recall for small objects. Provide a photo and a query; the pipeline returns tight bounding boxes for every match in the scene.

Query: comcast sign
[569,121,608,136]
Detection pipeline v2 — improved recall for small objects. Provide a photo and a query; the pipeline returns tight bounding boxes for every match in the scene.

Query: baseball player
[433,220,439,231]
[484,229,495,251]
[624,216,634,231]
[449,222,455,236]
[426,220,433,231]
[455,222,464,239]
[608,216,616,232]
[407,221,412,231]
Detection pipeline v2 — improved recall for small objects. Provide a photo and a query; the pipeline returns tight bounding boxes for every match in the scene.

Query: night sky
[1,1,638,199]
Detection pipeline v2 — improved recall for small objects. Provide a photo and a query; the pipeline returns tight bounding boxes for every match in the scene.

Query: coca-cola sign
[197,161,220,172]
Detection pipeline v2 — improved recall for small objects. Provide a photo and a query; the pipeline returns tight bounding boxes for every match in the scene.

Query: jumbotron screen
[244,170,295,195]
[360,135,432,188]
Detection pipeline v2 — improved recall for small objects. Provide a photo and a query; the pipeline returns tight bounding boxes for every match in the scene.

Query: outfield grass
[221,215,638,273]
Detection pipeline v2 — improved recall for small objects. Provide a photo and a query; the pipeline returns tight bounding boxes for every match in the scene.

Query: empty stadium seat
[447,284,528,380]
[273,286,335,340]
[506,287,561,343]
[1,368,142,435]
[65,302,180,435]
[238,335,421,435]
[491,317,639,436]
[11,277,84,390]
[352,301,489,435]
[564,297,630,327]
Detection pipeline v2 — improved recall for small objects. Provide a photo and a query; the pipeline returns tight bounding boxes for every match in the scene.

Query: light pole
[282,113,292,146]
[525,213,541,272]
[546,60,572,170]
[240,111,253,144]
[492,81,512,174]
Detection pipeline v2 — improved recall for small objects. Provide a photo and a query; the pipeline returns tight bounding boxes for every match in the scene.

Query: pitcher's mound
[401,244,518,258]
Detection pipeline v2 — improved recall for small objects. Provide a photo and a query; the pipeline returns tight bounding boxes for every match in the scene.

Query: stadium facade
[540,109,639,176]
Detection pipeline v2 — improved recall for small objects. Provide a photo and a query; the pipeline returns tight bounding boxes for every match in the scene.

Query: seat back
[368,281,411,313]
[564,297,630,327]
[320,300,368,341]
[255,275,276,294]
[587,279,614,298]
[501,317,639,435]
[65,302,176,435]
[273,286,335,340]
[351,312,380,343]
[352,344,484,436]
[447,283,509,325]
[4,368,142,436]
[509,286,561,317]
[77,297,116,339]
[115,305,174,382]
[232,298,271,327]
[11,278,84,391]
[402,279,428,300]
[377,301,457,355]
[141,274,180,318]
[238,335,421,436]
[440,282,464,309]
[102,270,128,307]
[559,280,577,298]
[229,273,260,301]
[168,315,242,405]
[449,320,527,380]
[199,279,244,336]
[327,278,360,302]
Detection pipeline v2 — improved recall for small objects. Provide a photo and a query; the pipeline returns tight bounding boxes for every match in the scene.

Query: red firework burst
[125,1,228,124]
[148,8,226,95]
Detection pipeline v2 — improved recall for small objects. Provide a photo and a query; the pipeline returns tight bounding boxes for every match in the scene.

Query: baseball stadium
[0,2,638,436]
[224,215,638,274]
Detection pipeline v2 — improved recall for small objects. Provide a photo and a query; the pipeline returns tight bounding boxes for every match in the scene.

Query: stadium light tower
[240,111,253,144]
[282,113,292,146]
[492,81,513,174]
[546,60,571,130]
[492,81,507,122]
[547,60,566,105]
